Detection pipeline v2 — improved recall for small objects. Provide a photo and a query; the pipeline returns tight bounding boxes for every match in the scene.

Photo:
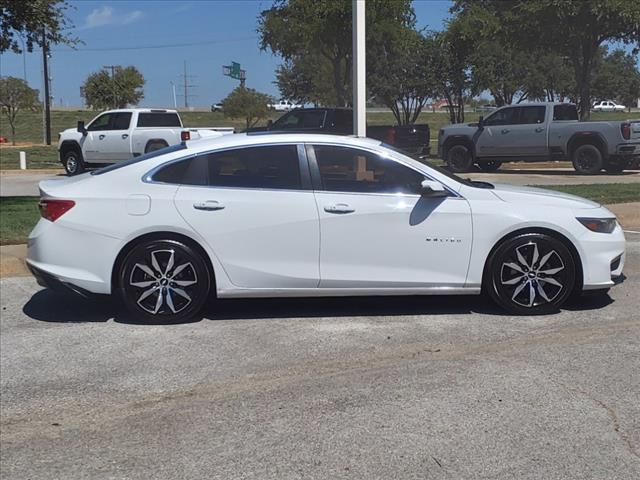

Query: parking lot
[1,235,638,479]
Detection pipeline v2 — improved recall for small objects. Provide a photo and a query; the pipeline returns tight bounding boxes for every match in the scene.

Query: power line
[48,36,258,53]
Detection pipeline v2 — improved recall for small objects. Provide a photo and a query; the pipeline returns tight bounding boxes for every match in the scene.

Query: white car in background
[58,108,234,176]
[592,100,626,112]
[28,134,625,323]
[269,100,301,112]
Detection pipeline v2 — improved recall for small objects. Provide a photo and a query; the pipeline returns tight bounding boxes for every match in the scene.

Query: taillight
[39,199,75,222]
[181,131,191,141]
[621,122,631,140]
[384,127,396,145]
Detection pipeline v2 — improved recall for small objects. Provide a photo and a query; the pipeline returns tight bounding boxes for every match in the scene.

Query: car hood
[489,183,600,209]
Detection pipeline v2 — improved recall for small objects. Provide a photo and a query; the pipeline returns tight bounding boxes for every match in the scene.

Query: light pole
[18,35,27,83]
[352,0,366,137]
[170,81,177,108]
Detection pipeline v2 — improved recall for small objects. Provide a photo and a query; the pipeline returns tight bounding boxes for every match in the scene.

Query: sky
[0,0,453,108]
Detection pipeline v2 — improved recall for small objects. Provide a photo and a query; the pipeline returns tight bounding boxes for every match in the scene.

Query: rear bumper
[27,261,95,298]
[615,142,640,156]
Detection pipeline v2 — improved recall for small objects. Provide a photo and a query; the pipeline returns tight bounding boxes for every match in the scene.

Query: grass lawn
[0,183,637,245]
[532,183,640,205]
[0,197,40,245]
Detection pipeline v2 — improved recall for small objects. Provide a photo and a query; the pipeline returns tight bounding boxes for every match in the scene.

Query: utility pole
[42,29,51,145]
[103,65,119,108]
[178,60,196,109]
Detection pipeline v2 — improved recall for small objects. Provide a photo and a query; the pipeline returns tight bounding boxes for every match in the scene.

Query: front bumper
[579,224,626,291]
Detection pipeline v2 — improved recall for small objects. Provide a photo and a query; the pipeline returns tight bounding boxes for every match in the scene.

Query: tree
[80,66,145,110]
[222,86,273,129]
[426,28,474,124]
[1,0,79,53]
[591,48,640,111]
[0,76,40,145]
[452,0,640,119]
[258,0,415,107]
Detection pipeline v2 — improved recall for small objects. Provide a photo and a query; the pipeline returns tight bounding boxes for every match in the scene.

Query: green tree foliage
[258,0,415,107]
[523,53,576,103]
[0,0,79,53]
[591,48,640,111]
[80,66,145,110]
[453,0,640,119]
[222,86,273,129]
[426,26,475,124]
[368,26,437,125]
[0,76,40,145]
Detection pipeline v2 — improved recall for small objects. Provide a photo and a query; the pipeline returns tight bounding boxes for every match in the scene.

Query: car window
[313,145,425,194]
[517,106,546,124]
[137,113,181,127]
[483,107,518,126]
[300,111,325,128]
[111,112,132,130]
[273,111,303,129]
[552,105,578,121]
[87,113,113,131]
[205,145,301,189]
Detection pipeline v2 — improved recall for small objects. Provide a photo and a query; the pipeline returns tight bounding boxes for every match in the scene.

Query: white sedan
[592,100,626,112]
[27,134,625,322]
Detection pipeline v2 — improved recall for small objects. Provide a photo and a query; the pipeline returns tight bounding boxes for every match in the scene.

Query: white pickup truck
[58,108,234,175]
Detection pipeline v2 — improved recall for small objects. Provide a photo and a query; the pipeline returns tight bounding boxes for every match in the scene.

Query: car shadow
[22,288,615,325]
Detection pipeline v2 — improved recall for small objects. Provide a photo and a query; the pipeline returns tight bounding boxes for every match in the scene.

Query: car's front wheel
[63,149,85,176]
[118,239,211,323]
[487,233,576,315]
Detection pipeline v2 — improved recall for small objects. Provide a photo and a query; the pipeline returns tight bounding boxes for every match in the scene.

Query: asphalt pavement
[1,236,639,479]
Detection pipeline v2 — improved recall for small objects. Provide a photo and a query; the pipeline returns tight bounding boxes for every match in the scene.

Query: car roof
[184,133,382,155]
[100,108,179,114]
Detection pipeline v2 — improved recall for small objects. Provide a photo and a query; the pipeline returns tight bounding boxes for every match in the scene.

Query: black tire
[572,144,603,174]
[144,141,168,154]
[118,239,211,323]
[447,144,474,172]
[63,149,85,176]
[477,160,501,172]
[486,233,576,315]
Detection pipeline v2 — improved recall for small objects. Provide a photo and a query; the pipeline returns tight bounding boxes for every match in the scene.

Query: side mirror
[421,179,448,197]
[77,121,87,136]
[477,115,484,129]
[266,119,273,129]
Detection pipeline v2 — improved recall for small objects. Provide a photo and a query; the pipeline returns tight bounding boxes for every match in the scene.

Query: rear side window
[553,105,579,121]
[517,106,546,124]
[205,145,301,189]
[111,112,132,130]
[137,113,182,127]
[150,145,301,190]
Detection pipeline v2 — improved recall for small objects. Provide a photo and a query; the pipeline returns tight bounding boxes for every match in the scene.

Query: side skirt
[218,286,482,298]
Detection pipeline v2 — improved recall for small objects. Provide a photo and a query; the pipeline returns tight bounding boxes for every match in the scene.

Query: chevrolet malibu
[27,134,625,322]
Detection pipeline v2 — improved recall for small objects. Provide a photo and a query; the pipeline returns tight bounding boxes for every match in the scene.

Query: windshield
[91,143,187,175]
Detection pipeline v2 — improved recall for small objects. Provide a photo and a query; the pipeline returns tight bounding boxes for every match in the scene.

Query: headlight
[576,217,617,233]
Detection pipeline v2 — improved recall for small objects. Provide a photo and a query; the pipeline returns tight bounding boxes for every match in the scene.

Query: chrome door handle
[324,203,355,214]
[99,134,105,140]
[122,134,129,139]
[193,200,225,211]
[535,127,544,133]
[500,129,510,134]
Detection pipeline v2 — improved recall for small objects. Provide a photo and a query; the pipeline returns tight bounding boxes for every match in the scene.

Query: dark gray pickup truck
[247,107,430,157]
[438,102,640,174]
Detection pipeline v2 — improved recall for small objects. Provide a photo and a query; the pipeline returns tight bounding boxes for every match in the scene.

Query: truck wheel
[145,141,168,153]
[63,149,85,176]
[572,144,603,174]
[477,161,501,172]
[447,145,473,172]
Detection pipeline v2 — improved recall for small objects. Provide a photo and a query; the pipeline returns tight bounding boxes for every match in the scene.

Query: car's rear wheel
[447,144,474,172]
[63,149,85,176]
[487,233,576,315]
[145,140,168,154]
[477,160,501,172]
[118,239,210,323]
[572,144,603,174]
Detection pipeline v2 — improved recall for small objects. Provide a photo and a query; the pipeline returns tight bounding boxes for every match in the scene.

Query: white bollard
[19,151,27,170]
